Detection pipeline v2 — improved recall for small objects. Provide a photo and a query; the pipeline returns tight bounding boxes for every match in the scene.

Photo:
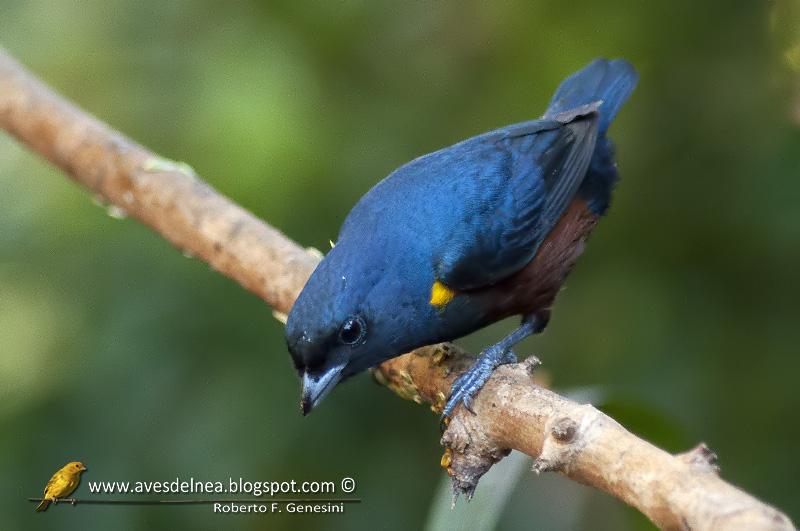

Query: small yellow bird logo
[35,461,87,511]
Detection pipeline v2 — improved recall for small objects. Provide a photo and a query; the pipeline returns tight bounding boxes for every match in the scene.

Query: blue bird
[286,59,638,418]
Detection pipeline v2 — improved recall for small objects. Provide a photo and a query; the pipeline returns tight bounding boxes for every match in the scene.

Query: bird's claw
[463,394,475,414]
[440,347,518,424]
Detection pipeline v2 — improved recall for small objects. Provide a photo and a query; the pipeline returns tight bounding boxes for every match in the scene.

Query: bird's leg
[441,311,548,422]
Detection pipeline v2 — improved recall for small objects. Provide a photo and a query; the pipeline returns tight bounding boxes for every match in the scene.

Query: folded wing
[434,107,600,291]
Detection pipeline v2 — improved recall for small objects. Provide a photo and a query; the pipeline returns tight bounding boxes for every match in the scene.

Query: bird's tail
[544,59,638,135]
[35,499,50,512]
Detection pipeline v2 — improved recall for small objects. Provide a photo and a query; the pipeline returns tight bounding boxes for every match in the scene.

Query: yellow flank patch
[430,280,456,308]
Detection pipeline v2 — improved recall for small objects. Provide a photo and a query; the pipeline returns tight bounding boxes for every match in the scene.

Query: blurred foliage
[1,1,799,529]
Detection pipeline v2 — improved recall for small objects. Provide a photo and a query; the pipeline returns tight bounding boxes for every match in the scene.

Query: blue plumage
[286,59,638,415]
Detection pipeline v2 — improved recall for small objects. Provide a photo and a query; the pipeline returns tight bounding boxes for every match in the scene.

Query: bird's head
[66,461,87,473]
[286,239,435,414]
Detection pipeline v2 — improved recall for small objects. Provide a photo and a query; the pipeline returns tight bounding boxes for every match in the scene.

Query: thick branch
[0,50,316,312]
[0,49,794,530]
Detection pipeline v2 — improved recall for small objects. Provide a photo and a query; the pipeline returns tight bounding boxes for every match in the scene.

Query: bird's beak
[300,361,346,416]
[79,465,87,471]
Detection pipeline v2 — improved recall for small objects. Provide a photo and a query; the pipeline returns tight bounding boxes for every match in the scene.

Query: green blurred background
[2,1,799,529]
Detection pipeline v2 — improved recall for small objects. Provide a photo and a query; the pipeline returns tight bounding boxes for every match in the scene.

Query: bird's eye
[339,316,366,345]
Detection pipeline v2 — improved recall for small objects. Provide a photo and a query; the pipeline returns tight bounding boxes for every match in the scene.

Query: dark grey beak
[300,361,346,415]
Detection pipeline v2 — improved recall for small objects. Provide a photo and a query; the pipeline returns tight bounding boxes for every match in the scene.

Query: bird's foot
[440,346,517,425]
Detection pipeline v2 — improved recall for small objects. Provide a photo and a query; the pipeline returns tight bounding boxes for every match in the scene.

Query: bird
[35,461,87,511]
[286,58,638,419]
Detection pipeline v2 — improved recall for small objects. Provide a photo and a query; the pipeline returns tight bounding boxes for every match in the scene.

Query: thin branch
[0,49,794,531]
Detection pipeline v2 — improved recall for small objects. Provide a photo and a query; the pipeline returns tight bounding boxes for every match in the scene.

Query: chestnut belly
[478,198,599,319]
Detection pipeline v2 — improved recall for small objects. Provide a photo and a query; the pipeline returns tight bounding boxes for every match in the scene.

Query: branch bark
[0,49,794,531]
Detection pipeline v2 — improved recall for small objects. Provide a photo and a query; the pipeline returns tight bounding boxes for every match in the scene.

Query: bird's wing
[43,472,61,497]
[434,106,599,291]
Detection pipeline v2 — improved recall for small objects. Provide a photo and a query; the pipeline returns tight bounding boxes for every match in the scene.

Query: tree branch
[0,49,794,530]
